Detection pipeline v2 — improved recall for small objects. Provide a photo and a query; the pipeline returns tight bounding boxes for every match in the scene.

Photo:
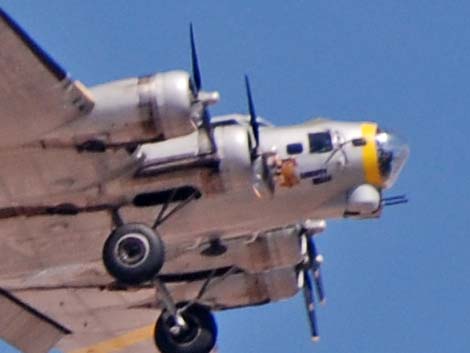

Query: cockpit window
[308,132,333,153]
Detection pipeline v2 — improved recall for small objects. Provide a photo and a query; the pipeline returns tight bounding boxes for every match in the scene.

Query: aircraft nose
[375,130,409,188]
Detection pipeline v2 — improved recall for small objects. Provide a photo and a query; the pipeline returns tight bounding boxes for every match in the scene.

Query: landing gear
[102,223,164,285]
[101,186,218,352]
[102,187,201,285]
[155,303,217,353]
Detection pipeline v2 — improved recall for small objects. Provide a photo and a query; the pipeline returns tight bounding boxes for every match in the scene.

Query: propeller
[301,267,320,341]
[189,24,219,153]
[245,75,260,155]
[244,76,277,197]
[298,233,326,341]
[190,24,202,93]
[308,237,325,303]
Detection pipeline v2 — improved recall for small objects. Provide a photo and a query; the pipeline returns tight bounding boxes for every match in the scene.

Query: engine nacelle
[84,70,200,145]
[214,125,279,197]
[139,71,195,139]
[214,125,252,177]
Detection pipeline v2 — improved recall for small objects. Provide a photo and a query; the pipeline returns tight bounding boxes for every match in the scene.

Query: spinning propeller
[244,76,277,197]
[245,75,260,156]
[189,24,219,153]
[298,232,325,341]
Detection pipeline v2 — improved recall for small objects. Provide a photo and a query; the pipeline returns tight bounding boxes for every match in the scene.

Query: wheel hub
[169,315,199,344]
[115,233,150,267]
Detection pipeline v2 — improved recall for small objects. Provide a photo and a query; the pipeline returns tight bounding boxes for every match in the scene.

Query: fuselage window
[286,143,303,155]
[308,132,333,153]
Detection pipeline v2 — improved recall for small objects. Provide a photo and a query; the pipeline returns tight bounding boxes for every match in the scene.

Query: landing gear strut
[152,268,231,353]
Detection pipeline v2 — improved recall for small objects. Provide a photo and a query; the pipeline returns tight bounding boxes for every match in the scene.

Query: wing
[0,214,300,353]
[0,8,93,148]
[8,268,292,353]
[13,287,161,353]
[0,8,224,352]
[0,9,152,208]
[0,288,70,353]
[0,210,160,353]
[0,147,142,207]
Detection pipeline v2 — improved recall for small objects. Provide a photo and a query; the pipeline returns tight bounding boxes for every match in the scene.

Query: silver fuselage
[131,117,388,246]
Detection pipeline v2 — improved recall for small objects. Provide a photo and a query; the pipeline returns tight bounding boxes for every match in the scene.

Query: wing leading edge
[0,8,94,148]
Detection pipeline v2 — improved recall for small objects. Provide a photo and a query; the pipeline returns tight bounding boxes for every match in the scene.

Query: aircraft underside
[0,7,409,353]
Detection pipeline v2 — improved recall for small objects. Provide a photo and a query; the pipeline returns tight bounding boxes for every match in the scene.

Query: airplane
[0,7,409,353]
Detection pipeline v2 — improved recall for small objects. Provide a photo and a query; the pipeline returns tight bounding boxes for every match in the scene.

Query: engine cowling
[214,125,252,176]
[85,70,210,144]
[214,124,279,197]
[139,71,195,139]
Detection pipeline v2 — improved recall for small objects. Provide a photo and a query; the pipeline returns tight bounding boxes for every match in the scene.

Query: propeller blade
[245,75,260,150]
[313,267,325,304]
[201,109,211,133]
[190,23,202,92]
[202,109,216,153]
[308,237,326,304]
[302,270,320,342]
[188,24,218,154]
[252,153,276,198]
[262,154,275,194]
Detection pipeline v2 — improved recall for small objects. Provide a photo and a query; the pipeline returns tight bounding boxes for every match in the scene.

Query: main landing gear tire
[155,304,217,353]
[102,223,165,285]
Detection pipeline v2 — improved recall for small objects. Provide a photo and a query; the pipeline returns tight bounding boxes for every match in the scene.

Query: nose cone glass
[375,131,409,188]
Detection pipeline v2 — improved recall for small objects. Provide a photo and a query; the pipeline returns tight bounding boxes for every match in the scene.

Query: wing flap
[12,288,158,353]
[0,288,70,353]
[9,287,219,353]
[0,9,94,147]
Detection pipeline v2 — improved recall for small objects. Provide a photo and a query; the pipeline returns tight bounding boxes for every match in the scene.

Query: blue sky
[1,1,469,352]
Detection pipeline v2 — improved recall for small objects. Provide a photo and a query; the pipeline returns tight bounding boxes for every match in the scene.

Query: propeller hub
[303,219,327,236]
[197,90,220,106]
[315,254,324,264]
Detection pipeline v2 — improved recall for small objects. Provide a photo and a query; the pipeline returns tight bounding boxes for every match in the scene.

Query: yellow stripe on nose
[361,123,383,187]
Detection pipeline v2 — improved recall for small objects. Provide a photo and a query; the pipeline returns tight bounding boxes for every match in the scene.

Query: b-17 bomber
[0,8,409,353]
